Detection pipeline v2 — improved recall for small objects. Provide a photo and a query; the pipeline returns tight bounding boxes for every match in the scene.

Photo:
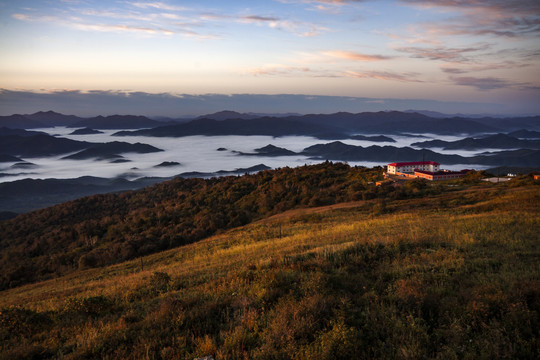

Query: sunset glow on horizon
[1,0,539,115]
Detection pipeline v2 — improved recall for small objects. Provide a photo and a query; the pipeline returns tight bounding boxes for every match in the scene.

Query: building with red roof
[386,160,470,181]
[387,161,440,175]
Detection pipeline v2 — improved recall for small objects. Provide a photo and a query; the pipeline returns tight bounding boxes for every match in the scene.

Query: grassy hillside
[0,162,384,290]
[0,177,538,359]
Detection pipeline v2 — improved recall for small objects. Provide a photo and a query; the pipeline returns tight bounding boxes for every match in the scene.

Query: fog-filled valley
[0,126,484,183]
[1,110,540,214]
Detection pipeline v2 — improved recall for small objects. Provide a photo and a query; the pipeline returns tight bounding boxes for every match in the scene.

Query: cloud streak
[324,51,392,61]
[395,44,490,63]
[400,0,540,38]
[11,8,218,40]
[449,76,524,91]
[201,12,328,37]
[345,70,423,83]
[130,2,190,12]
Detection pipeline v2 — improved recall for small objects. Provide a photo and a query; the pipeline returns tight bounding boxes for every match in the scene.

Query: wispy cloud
[248,64,312,76]
[130,2,190,12]
[277,0,366,14]
[441,61,530,75]
[278,0,366,4]
[246,64,341,78]
[12,13,57,22]
[400,0,540,38]
[73,23,174,35]
[345,70,423,83]
[323,50,392,61]
[11,8,218,40]
[395,44,490,63]
[450,76,525,91]
[201,12,328,37]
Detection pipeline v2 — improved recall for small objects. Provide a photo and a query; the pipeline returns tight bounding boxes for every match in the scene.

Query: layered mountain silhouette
[234,144,297,157]
[508,129,540,139]
[0,114,46,129]
[69,127,103,135]
[0,130,162,158]
[0,127,46,137]
[62,142,163,160]
[69,115,164,129]
[0,111,168,129]
[350,134,395,142]
[0,133,91,157]
[2,110,540,135]
[300,141,540,167]
[411,133,540,150]
[23,110,82,127]
[113,117,346,139]
[114,111,540,138]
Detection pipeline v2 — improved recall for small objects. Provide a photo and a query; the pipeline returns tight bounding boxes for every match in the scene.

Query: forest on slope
[0,177,538,359]
[1,162,388,290]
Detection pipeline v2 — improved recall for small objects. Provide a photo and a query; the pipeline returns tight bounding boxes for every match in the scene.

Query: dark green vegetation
[0,166,538,359]
[0,164,272,215]
[0,163,383,290]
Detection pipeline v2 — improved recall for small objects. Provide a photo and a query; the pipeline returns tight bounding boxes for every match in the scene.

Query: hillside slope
[0,163,383,289]
[0,179,538,359]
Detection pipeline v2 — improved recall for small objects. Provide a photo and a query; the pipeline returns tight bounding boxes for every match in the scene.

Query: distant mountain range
[68,115,163,129]
[0,133,91,157]
[113,117,346,139]
[411,133,540,150]
[0,111,168,129]
[299,141,540,167]
[2,110,539,135]
[508,129,540,139]
[196,110,302,120]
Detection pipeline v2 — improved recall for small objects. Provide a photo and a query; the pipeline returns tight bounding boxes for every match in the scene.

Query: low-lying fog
[0,127,491,183]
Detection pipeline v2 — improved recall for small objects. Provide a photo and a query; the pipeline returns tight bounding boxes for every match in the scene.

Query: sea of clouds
[0,128,493,183]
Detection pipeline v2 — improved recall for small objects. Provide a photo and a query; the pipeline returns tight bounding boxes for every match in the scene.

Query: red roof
[388,161,439,167]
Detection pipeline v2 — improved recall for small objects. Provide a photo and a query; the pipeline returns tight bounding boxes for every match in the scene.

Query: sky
[0,0,539,116]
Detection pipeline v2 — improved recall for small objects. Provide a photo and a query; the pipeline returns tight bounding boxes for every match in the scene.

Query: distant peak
[32,110,61,115]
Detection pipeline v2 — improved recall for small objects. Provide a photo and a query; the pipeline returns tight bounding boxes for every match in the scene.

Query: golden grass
[2,184,538,314]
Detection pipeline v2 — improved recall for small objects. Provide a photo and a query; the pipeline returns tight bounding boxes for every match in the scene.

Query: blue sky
[0,0,539,115]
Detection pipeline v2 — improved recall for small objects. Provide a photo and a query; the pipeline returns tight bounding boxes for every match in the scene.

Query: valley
[1,110,540,215]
